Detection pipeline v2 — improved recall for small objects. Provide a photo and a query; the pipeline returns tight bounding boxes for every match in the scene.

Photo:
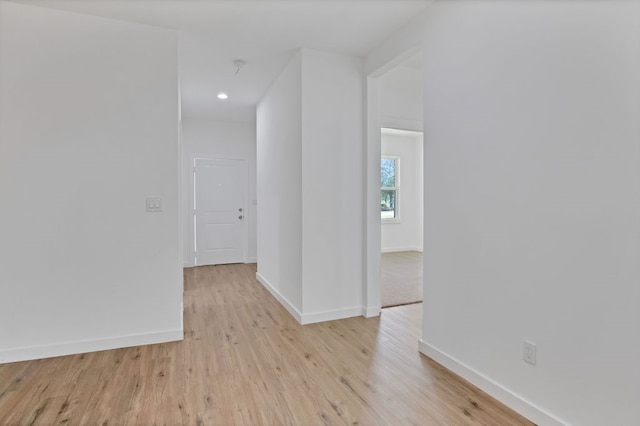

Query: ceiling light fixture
[217,92,228,100]
[234,59,247,75]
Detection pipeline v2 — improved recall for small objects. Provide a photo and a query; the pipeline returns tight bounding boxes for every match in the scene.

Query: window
[381,156,398,220]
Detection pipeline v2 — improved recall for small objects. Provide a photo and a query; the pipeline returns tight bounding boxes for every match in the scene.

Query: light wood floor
[0,264,533,425]
[381,251,423,308]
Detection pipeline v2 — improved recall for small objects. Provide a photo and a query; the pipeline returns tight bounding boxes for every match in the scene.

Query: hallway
[0,264,532,425]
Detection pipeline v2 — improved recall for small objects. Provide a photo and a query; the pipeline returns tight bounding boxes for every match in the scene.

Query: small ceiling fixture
[217,92,228,100]
[234,59,247,75]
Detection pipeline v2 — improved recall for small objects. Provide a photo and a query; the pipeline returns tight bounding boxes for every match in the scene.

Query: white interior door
[194,158,246,266]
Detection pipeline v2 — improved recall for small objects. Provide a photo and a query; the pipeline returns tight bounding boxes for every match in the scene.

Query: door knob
[238,208,243,212]
[239,215,244,220]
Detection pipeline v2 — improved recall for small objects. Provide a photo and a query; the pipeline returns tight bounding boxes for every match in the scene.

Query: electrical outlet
[146,197,163,212]
[523,341,537,365]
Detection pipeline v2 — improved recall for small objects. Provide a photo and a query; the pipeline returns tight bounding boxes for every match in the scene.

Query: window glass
[381,157,398,219]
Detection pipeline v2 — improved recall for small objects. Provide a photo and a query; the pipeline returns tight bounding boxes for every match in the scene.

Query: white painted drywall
[419,2,640,425]
[0,2,182,362]
[300,48,364,319]
[378,65,423,131]
[365,5,430,76]
[181,119,257,266]
[256,52,303,314]
[256,48,365,323]
[381,129,423,253]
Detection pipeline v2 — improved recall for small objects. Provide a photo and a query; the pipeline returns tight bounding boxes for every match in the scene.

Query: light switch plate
[146,197,163,212]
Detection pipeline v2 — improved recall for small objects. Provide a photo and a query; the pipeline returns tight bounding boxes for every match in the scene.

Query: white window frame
[381,156,400,223]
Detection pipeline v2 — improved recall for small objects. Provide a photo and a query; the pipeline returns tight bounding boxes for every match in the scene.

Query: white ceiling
[17,0,432,122]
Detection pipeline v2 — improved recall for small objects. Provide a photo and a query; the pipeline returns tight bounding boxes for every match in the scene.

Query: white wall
[417,2,640,425]
[378,65,423,132]
[300,48,364,321]
[256,52,303,316]
[0,2,182,362]
[381,129,423,253]
[257,48,365,323]
[181,119,257,266]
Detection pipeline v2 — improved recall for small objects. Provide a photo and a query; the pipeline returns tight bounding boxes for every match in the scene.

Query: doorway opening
[380,128,423,308]
[364,48,424,315]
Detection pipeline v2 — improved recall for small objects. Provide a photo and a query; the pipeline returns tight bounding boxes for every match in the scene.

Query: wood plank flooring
[0,264,534,425]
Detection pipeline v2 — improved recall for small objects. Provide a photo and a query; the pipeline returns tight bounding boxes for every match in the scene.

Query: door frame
[364,46,422,317]
[188,155,249,266]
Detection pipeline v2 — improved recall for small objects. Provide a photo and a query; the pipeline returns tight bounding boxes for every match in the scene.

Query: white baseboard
[301,307,362,325]
[418,340,567,426]
[256,272,303,323]
[183,261,195,268]
[0,329,184,364]
[381,247,423,253]
[255,273,365,325]
[246,257,257,264]
[362,306,381,317]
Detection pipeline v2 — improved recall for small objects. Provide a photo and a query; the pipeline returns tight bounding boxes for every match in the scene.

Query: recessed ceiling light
[217,92,228,100]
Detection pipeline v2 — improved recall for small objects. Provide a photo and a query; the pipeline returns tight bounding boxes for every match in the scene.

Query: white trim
[246,257,257,264]
[256,273,364,325]
[301,307,362,325]
[178,118,184,282]
[187,154,196,267]
[183,261,194,268]
[0,329,183,364]
[381,217,401,224]
[379,115,423,133]
[418,340,568,426]
[381,247,423,253]
[362,306,381,318]
[255,272,303,323]
[364,75,382,315]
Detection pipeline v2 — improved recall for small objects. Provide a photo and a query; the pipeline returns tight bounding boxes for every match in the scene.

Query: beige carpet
[381,251,423,308]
